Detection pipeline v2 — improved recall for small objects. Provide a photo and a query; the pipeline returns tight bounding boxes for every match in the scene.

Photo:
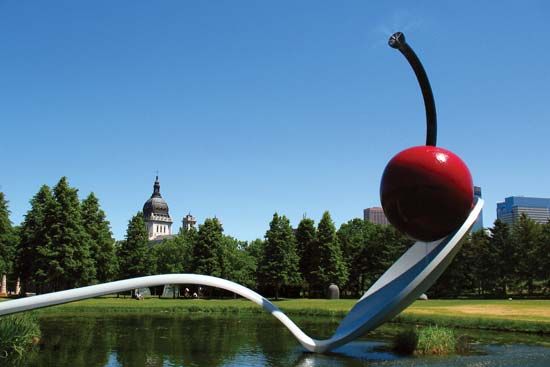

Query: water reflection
[23,314,550,367]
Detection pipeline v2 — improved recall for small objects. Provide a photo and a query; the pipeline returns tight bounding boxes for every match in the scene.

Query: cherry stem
[388,32,437,147]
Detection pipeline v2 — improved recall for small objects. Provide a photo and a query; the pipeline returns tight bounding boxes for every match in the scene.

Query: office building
[496,196,550,225]
[363,207,390,225]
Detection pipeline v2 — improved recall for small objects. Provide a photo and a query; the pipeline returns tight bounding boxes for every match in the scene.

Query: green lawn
[405,299,550,323]
[15,297,548,334]
[397,299,550,333]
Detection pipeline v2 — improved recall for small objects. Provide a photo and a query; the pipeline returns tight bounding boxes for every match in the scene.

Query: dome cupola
[143,176,170,219]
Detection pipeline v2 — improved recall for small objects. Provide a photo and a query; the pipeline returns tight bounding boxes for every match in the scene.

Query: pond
[21,314,550,367]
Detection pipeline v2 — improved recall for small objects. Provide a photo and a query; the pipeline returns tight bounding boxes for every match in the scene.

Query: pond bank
[23,297,549,334]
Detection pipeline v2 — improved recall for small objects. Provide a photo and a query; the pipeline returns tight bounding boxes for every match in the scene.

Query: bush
[393,325,459,355]
[0,313,41,361]
[416,325,456,355]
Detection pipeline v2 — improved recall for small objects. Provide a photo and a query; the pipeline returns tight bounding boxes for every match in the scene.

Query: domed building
[143,176,174,241]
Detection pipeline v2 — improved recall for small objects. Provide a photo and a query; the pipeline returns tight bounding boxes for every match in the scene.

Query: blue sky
[1,1,549,241]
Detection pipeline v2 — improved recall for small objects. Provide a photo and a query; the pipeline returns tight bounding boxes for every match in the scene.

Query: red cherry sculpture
[380,32,473,241]
[381,146,473,241]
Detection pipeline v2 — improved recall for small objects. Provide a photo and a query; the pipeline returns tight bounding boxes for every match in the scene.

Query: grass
[393,326,459,355]
[0,313,41,361]
[34,297,356,316]
[5,297,550,334]
[416,326,456,355]
[397,299,550,334]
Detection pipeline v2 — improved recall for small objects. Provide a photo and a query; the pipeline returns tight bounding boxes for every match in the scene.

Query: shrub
[393,325,460,355]
[0,313,41,361]
[416,325,456,355]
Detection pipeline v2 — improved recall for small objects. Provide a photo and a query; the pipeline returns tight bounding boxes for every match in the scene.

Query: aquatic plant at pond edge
[0,313,41,361]
[393,325,459,355]
[417,325,457,355]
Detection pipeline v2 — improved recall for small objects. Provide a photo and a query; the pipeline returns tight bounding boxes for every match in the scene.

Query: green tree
[473,227,501,296]
[378,225,411,269]
[490,219,516,296]
[221,236,257,289]
[310,211,348,295]
[81,193,117,283]
[338,218,373,297]
[117,212,152,280]
[468,230,491,295]
[151,233,192,298]
[258,213,301,299]
[246,238,264,263]
[538,221,550,295]
[16,185,55,294]
[190,218,224,277]
[0,192,18,280]
[432,230,488,297]
[45,177,95,290]
[179,225,198,259]
[153,234,190,274]
[295,217,316,295]
[346,223,410,295]
[511,214,541,295]
[245,238,264,289]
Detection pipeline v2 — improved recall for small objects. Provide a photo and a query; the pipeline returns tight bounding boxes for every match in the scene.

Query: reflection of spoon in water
[0,200,482,353]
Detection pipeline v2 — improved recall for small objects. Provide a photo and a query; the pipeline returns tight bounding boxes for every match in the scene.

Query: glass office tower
[496,196,550,225]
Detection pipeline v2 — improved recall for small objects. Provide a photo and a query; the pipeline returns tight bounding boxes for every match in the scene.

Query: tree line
[3,178,118,294]
[433,215,550,298]
[0,177,548,298]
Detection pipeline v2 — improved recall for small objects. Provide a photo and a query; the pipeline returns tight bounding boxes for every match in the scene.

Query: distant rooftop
[497,196,550,209]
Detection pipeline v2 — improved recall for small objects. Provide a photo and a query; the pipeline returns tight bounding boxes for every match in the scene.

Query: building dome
[143,176,170,219]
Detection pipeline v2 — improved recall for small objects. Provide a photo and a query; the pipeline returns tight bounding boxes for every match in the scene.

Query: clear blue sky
[1,1,549,241]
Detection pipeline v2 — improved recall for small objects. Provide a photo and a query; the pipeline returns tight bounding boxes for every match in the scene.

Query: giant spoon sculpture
[0,33,483,354]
